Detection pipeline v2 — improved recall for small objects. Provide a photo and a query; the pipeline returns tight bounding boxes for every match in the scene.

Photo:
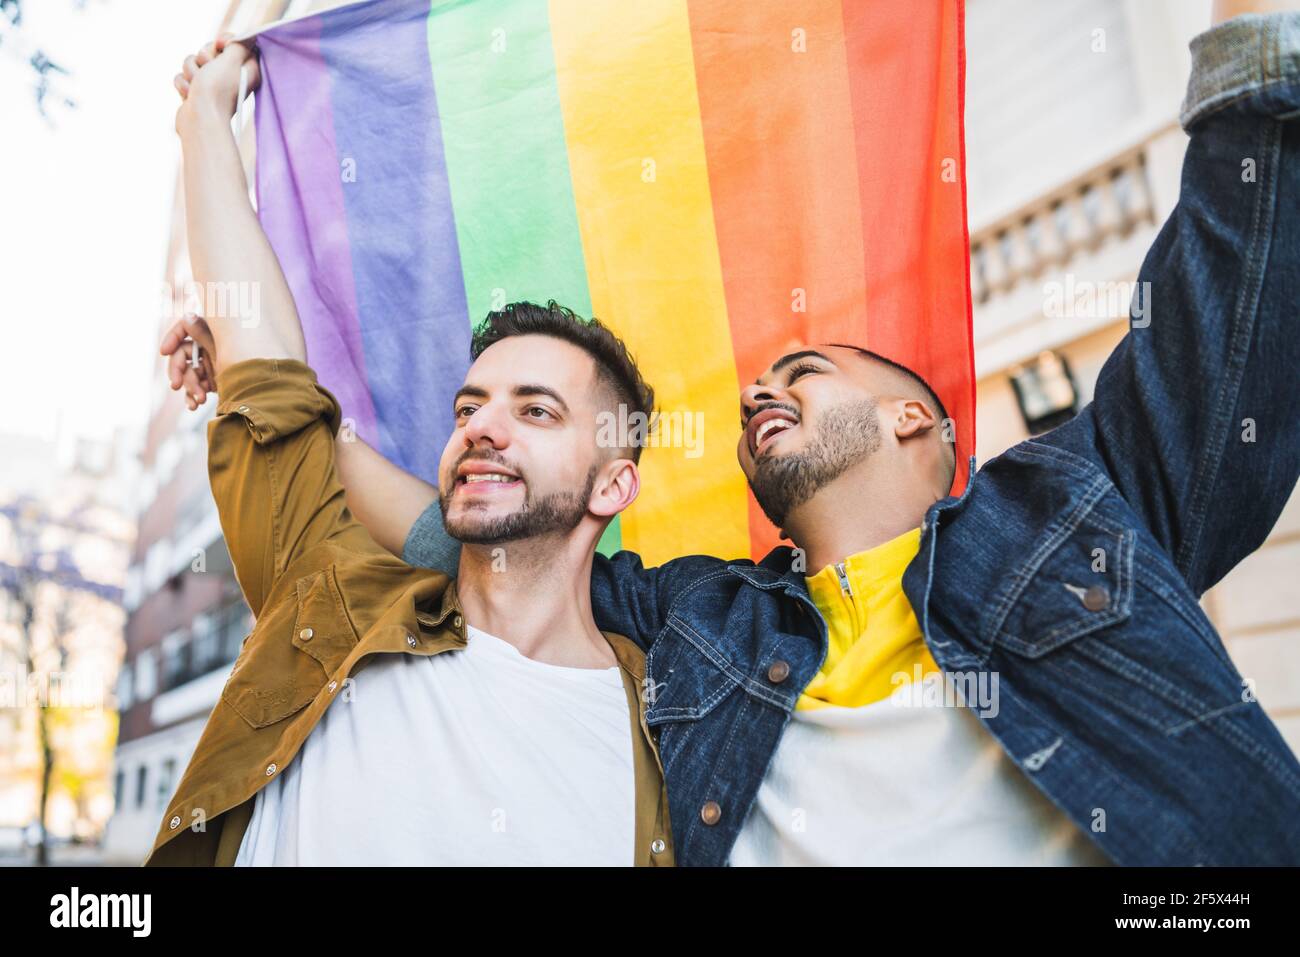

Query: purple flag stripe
[316,0,471,480]
[254,12,379,446]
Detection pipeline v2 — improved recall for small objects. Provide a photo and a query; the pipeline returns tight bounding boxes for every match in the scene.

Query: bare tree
[2,499,124,865]
[0,0,106,122]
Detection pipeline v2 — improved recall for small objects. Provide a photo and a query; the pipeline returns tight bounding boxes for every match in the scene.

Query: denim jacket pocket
[222,564,359,729]
[644,614,744,725]
[981,490,1136,659]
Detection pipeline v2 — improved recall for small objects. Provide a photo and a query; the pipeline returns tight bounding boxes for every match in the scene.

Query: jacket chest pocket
[982,515,1135,659]
[222,565,360,728]
[644,616,742,725]
[978,505,1252,737]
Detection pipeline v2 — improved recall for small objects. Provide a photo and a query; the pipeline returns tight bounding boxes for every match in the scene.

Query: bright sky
[0,0,231,444]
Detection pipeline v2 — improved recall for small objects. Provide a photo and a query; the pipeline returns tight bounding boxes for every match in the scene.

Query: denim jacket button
[1083,585,1109,611]
[767,660,791,684]
[651,838,666,854]
[700,801,722,826]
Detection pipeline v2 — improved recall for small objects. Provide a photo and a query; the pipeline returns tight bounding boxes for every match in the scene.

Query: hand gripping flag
[247,0,974,565]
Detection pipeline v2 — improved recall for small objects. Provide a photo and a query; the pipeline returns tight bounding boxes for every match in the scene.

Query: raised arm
[171,34,303,372]
[1042,5,1300,596]
[334,434,440,557]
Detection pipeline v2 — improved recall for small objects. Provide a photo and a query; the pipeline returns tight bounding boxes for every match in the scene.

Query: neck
[784,459,941,574]
[453,532,616,669]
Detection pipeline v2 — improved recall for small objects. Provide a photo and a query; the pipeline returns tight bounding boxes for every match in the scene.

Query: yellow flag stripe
[548,0,751,565]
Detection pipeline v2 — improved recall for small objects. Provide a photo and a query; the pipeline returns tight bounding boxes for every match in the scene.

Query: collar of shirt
[800,526,936,710]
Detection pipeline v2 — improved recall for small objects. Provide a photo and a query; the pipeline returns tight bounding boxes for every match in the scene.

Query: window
[191,612,220,675]
[1009,351,1081,434]
[144,539,171,596]
[160,629,189,691]
[115,665,133,712]
[157,758,177,811]
[135,765,148,810]
[135,648,158,701]
[213,599,254,663]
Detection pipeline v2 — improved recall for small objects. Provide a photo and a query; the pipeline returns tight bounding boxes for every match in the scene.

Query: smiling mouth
[455,471,523,493]
[749,413,798,457]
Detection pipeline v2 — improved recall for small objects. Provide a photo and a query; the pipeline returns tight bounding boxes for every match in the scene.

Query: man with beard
[148,30,672,865]
[171,4,1300,866]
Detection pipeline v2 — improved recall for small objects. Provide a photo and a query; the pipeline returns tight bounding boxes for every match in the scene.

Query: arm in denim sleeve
[402,498,461,578]
[587,551,686,652]
[210,358,381,616]
[1045,12,1300,595]
[403,500,680,650]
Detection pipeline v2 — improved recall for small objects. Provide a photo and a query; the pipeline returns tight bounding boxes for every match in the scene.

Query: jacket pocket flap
[982,512,1135,659]
[292,565,358,672]
[644,615,743,725]
[222,565,358,728]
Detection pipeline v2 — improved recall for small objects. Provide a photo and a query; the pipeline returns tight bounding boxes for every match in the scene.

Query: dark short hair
[470,301,656,462]
[826,343,956,484]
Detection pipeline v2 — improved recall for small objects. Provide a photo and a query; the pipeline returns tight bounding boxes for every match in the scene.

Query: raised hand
[160,314,218,411]
[173,32,261,129]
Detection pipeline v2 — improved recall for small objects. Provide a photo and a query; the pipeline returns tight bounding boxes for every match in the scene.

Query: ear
[589,458,640,519]
[894,398,938,441]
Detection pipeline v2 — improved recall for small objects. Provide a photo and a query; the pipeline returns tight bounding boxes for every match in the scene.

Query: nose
[461,401,511,450]
[740,380,788,422]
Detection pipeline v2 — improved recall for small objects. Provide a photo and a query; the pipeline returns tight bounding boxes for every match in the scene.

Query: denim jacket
[406,13,1300,866]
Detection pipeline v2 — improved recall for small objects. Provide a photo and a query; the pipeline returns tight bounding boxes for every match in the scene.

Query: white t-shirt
[729,672,1114,866]
[234,624,635,866]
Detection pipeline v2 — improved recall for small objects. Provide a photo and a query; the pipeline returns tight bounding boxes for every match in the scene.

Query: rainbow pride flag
[249,0,974,566]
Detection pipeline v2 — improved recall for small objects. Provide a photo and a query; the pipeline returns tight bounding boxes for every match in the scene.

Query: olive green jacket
[142,358,673,866]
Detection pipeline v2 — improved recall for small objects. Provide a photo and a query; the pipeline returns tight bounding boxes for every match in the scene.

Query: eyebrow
[453,383,570,415]
[453,385,489,405]
[756,350,836,385]
[513,384,570,414]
